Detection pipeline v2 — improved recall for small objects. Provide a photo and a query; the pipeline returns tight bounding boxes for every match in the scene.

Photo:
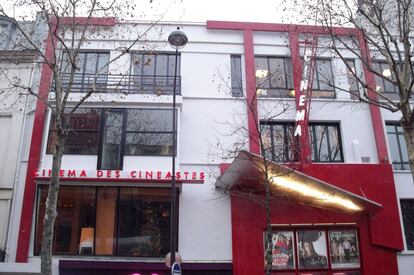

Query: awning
[217,150,382,215]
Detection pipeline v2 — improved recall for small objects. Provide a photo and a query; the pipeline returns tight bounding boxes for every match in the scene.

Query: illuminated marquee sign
[34,169,205,183]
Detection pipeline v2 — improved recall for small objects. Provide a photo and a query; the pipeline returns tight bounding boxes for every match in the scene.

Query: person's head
[303,241,318,258]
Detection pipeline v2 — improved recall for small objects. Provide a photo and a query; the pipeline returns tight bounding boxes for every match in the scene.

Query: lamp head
[168,27,188,49]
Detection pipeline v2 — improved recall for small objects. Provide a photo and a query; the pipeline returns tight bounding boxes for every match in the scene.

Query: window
[124,109,173,156]
[309,124,343,162]
[372,61,398,95]
[261,122,343,163]
[345,59,360,100]
[46,108,174,169]
[35,185,175,257]
[386,123,409,170]
[264,228,360,274]
[132,52,180,95]
[60,51,110,93]
[231,55,243,97]
[261,122,299,162]
[255,56,294,97]
[46,109,101,155]
[400,200,414,250]
[312,59,335,98]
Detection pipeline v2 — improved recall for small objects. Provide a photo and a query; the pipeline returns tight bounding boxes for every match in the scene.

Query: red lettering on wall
[200,172,205,180]
[157,171,162,179]
[146,171,153,179]
[115,170,120,178]
[79,170,87,177]
[183,172,189,179]
[130,171,136,178]
[97,170,103,177]
[67,170,76,177]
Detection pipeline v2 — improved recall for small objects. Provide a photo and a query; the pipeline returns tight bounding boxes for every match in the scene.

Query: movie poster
[264,231,295,270]
[297,230,328,269]
[329,230,360,268]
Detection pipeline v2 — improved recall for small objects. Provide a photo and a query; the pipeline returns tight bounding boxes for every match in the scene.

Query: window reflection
[35,186,172,257]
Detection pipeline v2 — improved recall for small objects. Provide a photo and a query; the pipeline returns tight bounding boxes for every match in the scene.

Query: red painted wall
[231,164,402,275]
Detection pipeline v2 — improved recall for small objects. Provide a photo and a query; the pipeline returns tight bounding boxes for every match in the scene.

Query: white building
[0,17,412,275]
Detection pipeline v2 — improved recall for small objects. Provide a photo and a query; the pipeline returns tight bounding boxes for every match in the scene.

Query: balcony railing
[55,73,181,95]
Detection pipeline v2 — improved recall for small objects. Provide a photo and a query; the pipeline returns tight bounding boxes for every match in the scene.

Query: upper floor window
[309,124,343,162]
[132,52,180,95]
[386,122,409,170]
[400,199,414,250]
[372,61,398,95]
[345,59,360,100]
[60,51,110,93]
[260,122,343,163]
[312,58,335,98]
[255,56,294,98]
[46,108,174,170]
[46,108,101,155]
[261,122,299,162]
[231,55,243,97]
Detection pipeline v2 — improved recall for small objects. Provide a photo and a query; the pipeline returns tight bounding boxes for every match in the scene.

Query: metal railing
[54,73,181,95]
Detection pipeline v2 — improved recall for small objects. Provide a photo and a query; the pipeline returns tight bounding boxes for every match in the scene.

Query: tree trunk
[264,178,272,275]
[40,133,65,275]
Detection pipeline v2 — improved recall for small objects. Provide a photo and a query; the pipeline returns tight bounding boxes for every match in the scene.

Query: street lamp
[168,27,187,271]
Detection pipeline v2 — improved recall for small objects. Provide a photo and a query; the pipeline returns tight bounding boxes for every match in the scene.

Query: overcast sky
[143,0,294,23]
[2,0,302,24]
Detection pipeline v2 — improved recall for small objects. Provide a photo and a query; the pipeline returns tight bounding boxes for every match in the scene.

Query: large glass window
[255,56,294,98]
[386,123,409,170]
[400,199,414,250]
[261,122,343,163]
[46,109,101,155]
[46,108,174,169]
[35,186,174,257]
[264,228,360,274]
[125,109,173,156]
[132,53,180,95]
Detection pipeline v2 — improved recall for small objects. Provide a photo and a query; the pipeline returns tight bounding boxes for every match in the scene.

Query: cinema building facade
[1,18,413,275]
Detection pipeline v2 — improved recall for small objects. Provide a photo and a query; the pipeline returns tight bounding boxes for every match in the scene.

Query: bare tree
[212,64,299,274]
[289,0,414,180]
[0,1,165,274]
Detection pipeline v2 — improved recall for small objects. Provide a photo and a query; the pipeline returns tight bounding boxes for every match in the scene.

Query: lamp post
[168,27,187,271]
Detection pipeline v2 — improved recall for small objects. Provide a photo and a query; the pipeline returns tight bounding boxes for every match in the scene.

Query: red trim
[208,21,390,164]
[243,29,260,154]
[358,34,389,163]
[35,177,204,184]
[207,20,358,36]
[289,32,312,163]
[15,32,54,262]
[16,16,116,262]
